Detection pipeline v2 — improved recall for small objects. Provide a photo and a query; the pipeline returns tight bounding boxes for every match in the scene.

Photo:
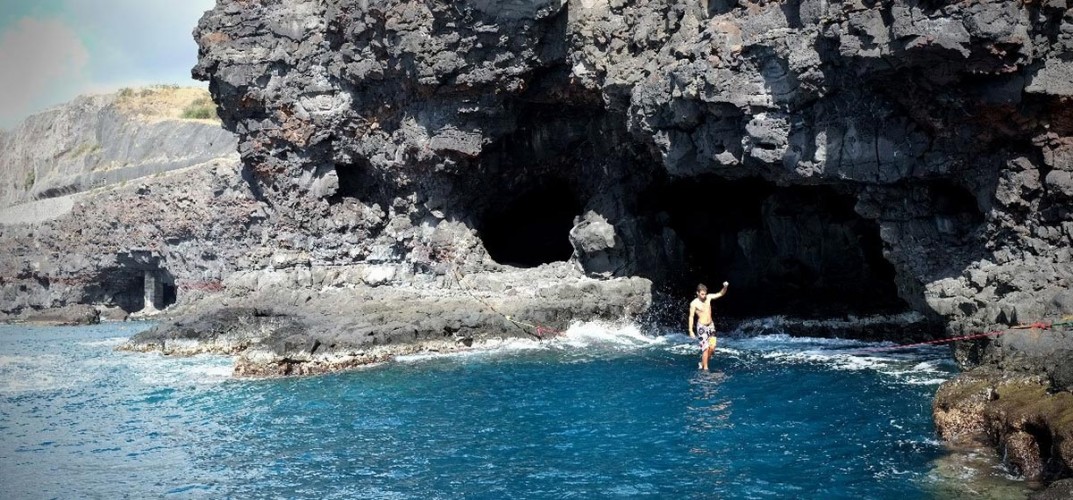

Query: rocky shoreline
[3,304,102,326]
[934,325,1073,496]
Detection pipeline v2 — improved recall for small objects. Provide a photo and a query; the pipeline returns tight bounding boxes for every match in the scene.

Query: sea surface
[0,322,1030,499]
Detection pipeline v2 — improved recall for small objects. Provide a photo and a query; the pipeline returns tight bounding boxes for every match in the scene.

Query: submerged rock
[1032,478,1073,500]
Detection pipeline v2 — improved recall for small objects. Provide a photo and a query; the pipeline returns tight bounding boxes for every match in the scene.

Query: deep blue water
[0,322,1024,498]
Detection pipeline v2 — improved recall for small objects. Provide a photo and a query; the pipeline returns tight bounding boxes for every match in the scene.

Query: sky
[0,0,216,130]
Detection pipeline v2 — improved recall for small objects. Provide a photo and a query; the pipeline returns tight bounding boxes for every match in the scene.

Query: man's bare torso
[691,298,714,325]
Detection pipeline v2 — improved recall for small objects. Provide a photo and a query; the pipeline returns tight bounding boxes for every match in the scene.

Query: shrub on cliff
[181,97,217,120]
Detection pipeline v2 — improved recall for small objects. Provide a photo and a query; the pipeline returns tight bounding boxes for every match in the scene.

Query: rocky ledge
[936,325,1073,495]
[12,304,101,326]
[120,265,651,376]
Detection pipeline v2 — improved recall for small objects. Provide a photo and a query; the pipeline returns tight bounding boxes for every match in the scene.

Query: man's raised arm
[710,281,729,300]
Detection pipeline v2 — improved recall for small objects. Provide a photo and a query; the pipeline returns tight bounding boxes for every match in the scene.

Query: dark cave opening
[467,70,611,269]
[84,253,178,313]
[653,176,906,318]
[930,179,985,235]
[83,268,147,313]
[161,280,177,309]
[331,160,391,207]
[478,178,581,268]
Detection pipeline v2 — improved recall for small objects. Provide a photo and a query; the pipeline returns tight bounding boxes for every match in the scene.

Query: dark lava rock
[21,304,100,326]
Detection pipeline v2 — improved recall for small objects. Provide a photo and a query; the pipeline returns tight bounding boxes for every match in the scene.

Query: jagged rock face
[0,88,257,317]
[195,0,1072,328]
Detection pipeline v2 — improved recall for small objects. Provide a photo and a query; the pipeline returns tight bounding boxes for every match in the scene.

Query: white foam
[550,321,663,350]
[900,378,949,386]
[690,331,958,385]
[122,352,235,386]
[0,354,53,366]
[731,333,875,349]
[0,354,74,393]
[0,373,69,393]
[76,337,129,347]
[395,337,543,363]
[396,321,664,364]
[335,321,957,388]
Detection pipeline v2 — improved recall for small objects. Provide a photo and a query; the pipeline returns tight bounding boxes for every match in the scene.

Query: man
[689,281,728,370]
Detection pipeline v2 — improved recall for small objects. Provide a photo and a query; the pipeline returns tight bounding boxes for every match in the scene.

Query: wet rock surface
[1031,478,1073,500]
[934,369,1073,486]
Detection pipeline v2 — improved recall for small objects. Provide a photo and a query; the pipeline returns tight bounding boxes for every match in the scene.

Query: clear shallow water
[0,322,1022,498]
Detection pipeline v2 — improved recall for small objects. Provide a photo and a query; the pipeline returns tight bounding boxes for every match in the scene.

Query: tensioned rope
[448,265,561,340]
[847,318,1073,354]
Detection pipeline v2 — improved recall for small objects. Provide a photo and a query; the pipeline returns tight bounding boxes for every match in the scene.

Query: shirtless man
[689,281,728,370]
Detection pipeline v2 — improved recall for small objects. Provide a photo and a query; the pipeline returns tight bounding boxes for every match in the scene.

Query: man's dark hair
[697,283,708,293]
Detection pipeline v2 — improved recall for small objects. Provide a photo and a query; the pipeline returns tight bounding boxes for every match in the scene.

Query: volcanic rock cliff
[190,0,1071,329]
[176,0,1072,488]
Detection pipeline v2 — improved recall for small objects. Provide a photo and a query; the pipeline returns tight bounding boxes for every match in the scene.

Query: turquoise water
[0,322,989,498]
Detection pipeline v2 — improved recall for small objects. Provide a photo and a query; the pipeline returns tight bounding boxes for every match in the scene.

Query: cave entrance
[478,178,581,268]
[467,69,608,269]
[84,252,178,313]
[657,176,905,318]
[84,267,147,313]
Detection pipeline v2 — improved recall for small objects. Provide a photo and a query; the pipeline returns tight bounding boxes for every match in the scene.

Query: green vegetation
[995,380,1073,430]
[117,87,157,100]
[65,142,101,158]
[181,97,218,120]
[24,169,35,189]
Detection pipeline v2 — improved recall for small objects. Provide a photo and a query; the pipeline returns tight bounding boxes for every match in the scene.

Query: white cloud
[0,17,89,128]
[0,1,216,130]
[62,0,215,83]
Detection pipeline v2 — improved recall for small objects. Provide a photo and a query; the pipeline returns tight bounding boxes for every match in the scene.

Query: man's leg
[701,346,711,370]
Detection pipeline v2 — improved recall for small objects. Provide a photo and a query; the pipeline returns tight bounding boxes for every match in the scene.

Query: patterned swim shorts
[697,323,716,350]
